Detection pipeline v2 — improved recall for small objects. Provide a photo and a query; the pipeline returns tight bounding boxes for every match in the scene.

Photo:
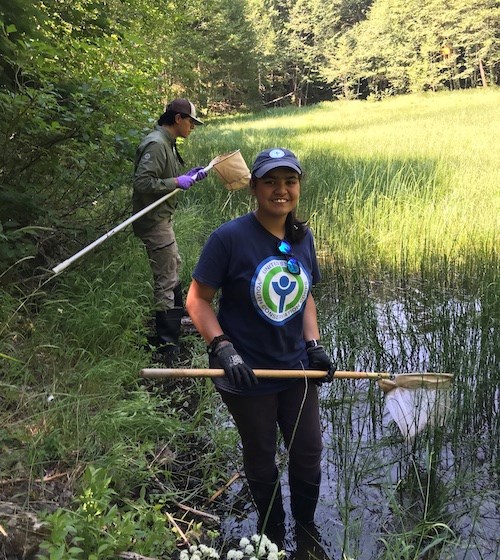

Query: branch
[0,471,68,487]
[263,91,294,105]
[117,553,160,560]
[166,511,189,546]
[208,472,240,503]
[173,500,219,523]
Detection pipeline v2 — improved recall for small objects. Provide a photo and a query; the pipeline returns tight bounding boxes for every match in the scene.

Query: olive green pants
[138,219,181,311]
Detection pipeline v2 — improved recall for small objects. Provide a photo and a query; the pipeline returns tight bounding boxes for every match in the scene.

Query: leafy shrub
[38,465,178,559]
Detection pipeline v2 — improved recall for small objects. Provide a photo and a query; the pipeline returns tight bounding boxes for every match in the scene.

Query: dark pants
[217,380,323,485]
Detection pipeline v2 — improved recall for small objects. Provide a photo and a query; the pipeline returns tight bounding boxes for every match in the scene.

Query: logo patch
[251,257,309,325]
[269,149,286,159]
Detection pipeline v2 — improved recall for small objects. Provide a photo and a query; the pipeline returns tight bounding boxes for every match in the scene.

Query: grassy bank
[1,89,498,559]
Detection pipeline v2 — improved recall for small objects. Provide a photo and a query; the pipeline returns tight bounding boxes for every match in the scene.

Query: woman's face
[252,167,301,219]
[174,114,196,138]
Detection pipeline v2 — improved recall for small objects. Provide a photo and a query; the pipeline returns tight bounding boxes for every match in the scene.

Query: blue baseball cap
[251,148,302,178]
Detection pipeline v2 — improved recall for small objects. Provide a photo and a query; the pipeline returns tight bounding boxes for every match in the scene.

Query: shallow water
[217,281,499,559]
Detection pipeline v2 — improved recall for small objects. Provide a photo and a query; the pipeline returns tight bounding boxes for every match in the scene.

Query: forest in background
[0,0,498,285]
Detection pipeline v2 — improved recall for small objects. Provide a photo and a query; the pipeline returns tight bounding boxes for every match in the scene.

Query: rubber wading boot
[154,307,183,365]
[294,523,330,560]
[173,283,185,312]
[247,476,286,541]
[289,474,320,528]
[173,282,195,331]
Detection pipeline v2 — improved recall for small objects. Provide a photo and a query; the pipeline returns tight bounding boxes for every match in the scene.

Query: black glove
[213,342,259,388]
[307,345,336,384]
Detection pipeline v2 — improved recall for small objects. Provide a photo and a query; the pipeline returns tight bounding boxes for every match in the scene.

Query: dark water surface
[217,279,499,559]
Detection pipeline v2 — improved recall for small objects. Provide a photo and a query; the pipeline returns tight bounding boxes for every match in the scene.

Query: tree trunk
[479,58,488,87]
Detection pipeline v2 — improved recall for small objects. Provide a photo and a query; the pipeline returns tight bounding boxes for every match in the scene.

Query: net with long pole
[140,368,453,439]
[207,150,251,191]
[378,375,453,439]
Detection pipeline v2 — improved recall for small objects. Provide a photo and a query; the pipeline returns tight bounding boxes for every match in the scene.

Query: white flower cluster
[180,543,220,560]
[178,534,284,560]
[226,534,284,560]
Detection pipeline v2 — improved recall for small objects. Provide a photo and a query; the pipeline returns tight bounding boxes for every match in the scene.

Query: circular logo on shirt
[251,257,309,325]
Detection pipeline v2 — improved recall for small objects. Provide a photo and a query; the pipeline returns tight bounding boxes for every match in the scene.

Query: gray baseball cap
[166,98,204,125]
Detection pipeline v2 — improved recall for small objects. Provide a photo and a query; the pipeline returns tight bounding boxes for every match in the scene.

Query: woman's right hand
[213,342,259,388]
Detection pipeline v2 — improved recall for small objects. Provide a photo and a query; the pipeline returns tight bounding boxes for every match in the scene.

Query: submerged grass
[315,270,498,559]
[1,89,498,559]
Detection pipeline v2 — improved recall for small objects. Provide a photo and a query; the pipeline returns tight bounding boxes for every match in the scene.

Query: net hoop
[379,373,453,392]
[211,150,250,191]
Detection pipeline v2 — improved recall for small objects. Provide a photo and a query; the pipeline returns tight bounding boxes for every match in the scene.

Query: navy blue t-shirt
[192,212,321,395]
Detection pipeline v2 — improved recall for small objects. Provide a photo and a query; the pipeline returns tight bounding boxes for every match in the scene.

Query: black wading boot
[290,475,330,560]
[173,282,195,330]
[173,283,185,313]
[153,307,183,365]
[247,476,286,544]
[289,474,320,528]
[293,524,330,560]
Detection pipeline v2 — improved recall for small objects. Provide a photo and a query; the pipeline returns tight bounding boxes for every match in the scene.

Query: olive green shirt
[132,125,182,236]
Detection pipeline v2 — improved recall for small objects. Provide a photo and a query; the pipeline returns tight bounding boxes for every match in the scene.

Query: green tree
[244,0,294,104]
[247,0,374,105]
[0,0,169,278]
[285,0,338,104]
[0,0,42,86]
[322,0,499,97]
[170,0,260,111]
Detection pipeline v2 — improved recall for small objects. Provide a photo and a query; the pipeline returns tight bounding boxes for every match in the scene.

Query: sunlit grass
[190,88,499,281]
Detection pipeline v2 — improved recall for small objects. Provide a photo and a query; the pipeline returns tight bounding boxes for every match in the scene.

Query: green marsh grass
[189,88,499,285]
[313,274,498,559]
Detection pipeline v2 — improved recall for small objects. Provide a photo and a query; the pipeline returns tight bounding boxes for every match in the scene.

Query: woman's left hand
[307,345,336,383]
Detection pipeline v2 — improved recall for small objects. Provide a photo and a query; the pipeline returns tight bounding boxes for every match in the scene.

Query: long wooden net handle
[140,369,454,389]
[140,368,391,379]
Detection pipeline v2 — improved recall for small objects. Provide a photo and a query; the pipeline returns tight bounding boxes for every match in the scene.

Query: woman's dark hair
[285,211,309,242]
[158,111,190,126]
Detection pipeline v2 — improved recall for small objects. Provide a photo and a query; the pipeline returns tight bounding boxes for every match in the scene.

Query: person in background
[185,148,335,540]
[132,98,207,363]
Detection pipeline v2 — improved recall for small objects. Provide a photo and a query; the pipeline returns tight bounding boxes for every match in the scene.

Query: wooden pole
[140,368,389,380]
[140,368,453,389]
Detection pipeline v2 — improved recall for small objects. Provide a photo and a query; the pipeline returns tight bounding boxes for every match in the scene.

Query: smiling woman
[251,148,302,237]
[185,147,335,544]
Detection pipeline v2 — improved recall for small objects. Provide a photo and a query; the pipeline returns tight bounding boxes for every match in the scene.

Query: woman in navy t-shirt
[186,148,335,535]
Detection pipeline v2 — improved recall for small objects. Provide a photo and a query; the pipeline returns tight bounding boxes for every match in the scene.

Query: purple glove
[187,166,208,182]
[176,166,208,190]
[176,174,195,190]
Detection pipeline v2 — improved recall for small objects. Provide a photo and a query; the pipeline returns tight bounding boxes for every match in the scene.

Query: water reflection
[217,282,499,559]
